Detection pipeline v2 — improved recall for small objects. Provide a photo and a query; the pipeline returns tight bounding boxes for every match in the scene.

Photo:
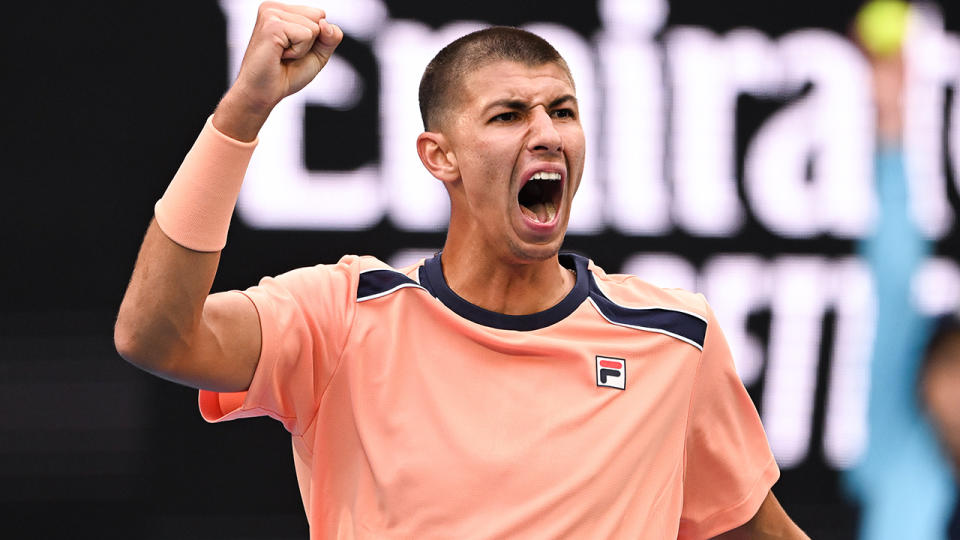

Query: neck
[438,241,575,316]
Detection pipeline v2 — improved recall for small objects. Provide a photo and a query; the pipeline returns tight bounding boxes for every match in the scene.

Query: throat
[441,253,576,315]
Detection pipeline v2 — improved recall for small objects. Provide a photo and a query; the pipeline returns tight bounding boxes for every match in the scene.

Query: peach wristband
[154,116,258,252]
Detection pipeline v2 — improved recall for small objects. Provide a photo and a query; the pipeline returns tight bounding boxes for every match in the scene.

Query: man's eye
[491,112,517,122]
[552,109,575,119]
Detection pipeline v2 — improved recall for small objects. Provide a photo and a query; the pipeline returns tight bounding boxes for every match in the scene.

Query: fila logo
[596,356,626,390]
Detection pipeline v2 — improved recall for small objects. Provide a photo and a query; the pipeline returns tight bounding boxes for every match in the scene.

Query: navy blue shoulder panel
[588,275,707,350]
[357,269,424,302]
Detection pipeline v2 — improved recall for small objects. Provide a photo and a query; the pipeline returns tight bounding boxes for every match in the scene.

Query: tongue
[532,202,548,222]
[521,201,555,223]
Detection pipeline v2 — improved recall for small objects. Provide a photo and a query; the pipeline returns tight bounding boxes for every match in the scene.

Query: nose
[526,106,563,154]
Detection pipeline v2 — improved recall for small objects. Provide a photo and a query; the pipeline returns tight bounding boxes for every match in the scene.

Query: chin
[505,237,564,264]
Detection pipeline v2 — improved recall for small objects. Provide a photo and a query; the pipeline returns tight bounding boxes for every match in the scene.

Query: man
[115,3,807,538]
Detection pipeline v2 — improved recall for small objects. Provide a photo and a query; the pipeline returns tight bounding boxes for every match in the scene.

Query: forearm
[212,89,273,143]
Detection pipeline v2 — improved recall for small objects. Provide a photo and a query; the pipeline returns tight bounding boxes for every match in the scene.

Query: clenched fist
[214,2,344,141]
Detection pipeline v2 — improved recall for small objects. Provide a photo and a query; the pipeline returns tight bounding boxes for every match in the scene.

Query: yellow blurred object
[855,0,911,57]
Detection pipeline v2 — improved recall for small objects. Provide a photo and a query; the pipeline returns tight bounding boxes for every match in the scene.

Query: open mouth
[518,171,563,224]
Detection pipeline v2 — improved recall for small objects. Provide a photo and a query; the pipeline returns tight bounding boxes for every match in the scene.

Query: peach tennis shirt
[200,252,779,539]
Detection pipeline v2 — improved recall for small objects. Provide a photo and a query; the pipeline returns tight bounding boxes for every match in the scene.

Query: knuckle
[258,3,286,19]
[261,17,282,33]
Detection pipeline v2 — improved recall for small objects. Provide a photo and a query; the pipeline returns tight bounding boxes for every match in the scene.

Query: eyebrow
[483,94,578,114]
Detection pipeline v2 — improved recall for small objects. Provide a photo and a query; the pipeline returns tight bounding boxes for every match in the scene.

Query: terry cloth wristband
[154,115,258,252]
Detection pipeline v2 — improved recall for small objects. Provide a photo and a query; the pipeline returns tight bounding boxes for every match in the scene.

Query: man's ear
[417,131,459,184]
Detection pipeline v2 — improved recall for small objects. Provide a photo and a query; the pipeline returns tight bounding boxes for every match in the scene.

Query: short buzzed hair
[418,26,572,131]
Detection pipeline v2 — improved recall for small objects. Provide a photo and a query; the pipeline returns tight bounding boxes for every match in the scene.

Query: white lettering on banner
[913,257,960,316]
[743,31,876,238]
[904,3,960,238]
[597,0,670,234]
[762,257,830,468]
[950,31,960,219]
[822,258,875,468]
[665,27,748,236]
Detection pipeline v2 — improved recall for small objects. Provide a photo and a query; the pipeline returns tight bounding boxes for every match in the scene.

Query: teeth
[530,171,561,181]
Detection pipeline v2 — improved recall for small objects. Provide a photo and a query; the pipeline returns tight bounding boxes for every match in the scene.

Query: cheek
[468,142,514,183]
[564,131,586,187]
[459,151,510,209]
[562,128,586,160]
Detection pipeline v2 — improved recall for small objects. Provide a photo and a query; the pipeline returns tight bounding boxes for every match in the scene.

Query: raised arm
[114,2,343,392]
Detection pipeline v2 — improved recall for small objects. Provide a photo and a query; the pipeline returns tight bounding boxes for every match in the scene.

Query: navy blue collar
[418,252,590,331]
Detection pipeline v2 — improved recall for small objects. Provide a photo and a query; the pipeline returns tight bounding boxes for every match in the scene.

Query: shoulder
[256,255,431,306]
[585,259,711,350]
[255,254,401,298]
[356,256,427,302]
[587,260,709,319]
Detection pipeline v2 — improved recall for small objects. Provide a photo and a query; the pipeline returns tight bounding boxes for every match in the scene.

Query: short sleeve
[198,255,360,436]
[678,299,780,540]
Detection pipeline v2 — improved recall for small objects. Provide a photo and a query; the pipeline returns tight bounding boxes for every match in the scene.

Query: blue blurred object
[845,146,957,539]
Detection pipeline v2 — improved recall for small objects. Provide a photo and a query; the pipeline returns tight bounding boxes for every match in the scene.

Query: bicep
[161,291,262,392]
